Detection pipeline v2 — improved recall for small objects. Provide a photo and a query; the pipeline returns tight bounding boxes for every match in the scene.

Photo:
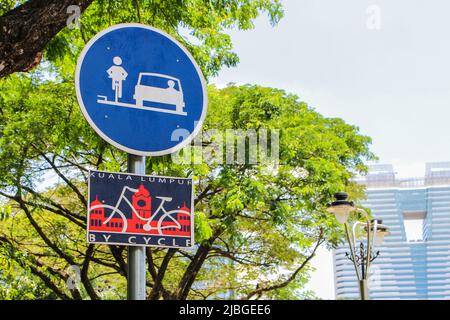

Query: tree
[0,0,94,78]
[0,0,283,79]
[0,1,375,299]
[0,76,374,299]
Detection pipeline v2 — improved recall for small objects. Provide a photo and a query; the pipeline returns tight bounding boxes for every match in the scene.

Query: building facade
[334,163,450,299]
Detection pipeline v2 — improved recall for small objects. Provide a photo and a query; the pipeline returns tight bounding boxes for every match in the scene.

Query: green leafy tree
[0,0,374,300]
[0,0,283,78]
[0,79,374,299]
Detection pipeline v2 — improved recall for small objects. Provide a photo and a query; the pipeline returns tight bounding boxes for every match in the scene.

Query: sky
[212,0,450,299]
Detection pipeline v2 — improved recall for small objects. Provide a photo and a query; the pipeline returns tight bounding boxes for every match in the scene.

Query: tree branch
[16,195,77,267]
[209,247,271,267]
[148,248,177,300]
[19,184,84,223]
[36,150,87,207]
[0,189,85,228]
[146,247,158,282]
[244,228,325,299]
[0,0,94,78]
[80,244,100,300]
[174,227,224,300]
[0,236,73,300]
[109,245,127,277]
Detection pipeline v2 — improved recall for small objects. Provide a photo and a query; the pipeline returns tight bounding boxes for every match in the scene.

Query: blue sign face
[75,24,207,156]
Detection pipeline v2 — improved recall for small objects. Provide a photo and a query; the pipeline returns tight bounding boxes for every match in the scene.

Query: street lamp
[327,192,390,300]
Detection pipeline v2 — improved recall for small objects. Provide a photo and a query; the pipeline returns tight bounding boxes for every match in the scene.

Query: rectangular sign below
[87,169,194,248]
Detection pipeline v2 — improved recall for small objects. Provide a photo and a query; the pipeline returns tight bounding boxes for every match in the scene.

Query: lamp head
[365,219,390,245]
[327,192,355,224]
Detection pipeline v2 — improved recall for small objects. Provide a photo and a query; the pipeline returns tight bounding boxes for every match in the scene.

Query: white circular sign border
[75,23,208,157]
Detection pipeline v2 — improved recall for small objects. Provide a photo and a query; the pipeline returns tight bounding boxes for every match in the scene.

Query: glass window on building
[403,211,427,242]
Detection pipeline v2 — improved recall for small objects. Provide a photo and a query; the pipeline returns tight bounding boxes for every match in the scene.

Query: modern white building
[334,163,450,300]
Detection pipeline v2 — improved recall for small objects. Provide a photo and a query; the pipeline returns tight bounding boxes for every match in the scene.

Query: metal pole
[127,154,147,300]
[345,223,361,280]
[359,279,369,300]
[365,220,372,278]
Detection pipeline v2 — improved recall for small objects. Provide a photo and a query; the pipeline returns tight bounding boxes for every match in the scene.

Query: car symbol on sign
[133,73,185,113]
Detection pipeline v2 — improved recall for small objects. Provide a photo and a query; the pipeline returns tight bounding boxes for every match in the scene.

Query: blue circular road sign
[75,23,207,156]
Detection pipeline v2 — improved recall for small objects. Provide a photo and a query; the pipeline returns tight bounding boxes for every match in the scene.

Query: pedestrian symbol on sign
[107,56,128,102]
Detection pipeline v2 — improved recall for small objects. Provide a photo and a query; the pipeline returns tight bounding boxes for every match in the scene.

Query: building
[128,183,152,233]
[334,163,450,300]
[89,196,124,231]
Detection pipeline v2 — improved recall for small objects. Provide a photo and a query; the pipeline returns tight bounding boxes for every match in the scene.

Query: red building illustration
[163,203,191,236]
[89,183,191,236]
[128,183,152,233]
[89,196,123,231]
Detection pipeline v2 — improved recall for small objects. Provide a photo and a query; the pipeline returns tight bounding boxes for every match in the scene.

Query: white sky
[212,0,450,299]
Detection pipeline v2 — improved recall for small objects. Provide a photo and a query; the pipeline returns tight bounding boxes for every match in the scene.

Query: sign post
[76,23,206,300]
[127,154,146,300]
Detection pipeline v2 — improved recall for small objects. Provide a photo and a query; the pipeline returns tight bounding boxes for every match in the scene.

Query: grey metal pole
[127,154,147,300]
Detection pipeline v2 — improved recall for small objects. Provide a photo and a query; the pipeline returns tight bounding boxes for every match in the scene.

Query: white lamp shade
[375,229,390,246]
[328,205,353,224]
[375,233,384,246]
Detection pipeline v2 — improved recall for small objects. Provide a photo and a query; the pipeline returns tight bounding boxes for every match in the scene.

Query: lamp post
[327,192,390,300]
